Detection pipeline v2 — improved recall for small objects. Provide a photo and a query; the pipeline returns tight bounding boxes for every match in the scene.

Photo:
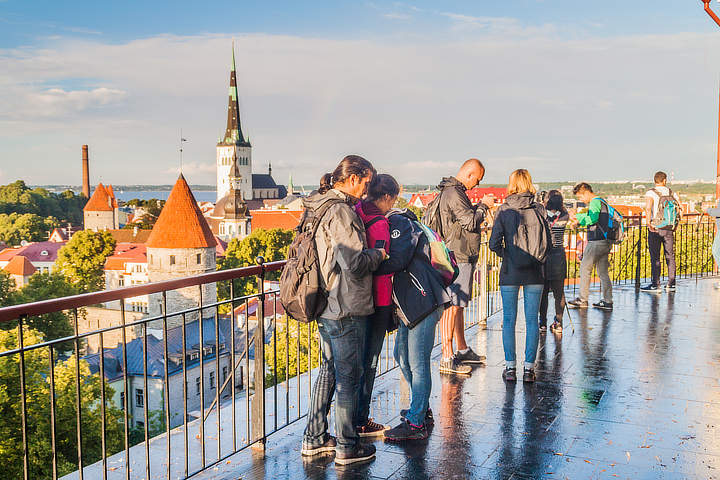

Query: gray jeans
[579,240,613,303]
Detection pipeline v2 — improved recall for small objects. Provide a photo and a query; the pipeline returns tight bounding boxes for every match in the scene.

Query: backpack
[422,192,443,237]
[650,188,681,231]
[279,198,343,323]
[598,198,626,245]
[511,204,550,268]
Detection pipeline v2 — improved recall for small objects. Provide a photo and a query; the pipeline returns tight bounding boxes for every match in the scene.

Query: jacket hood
[303,189,354,210]
[387,208,418,222]
[505,192,536,210]
[438,176,465,191]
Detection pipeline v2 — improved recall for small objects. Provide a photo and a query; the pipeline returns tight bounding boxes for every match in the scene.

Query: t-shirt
[646,186,680,219]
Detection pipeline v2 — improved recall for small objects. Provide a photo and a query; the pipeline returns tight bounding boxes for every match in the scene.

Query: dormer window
[41,250,48,256]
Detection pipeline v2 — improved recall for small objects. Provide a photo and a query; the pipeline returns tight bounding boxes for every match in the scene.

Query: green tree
[0,327,124,479]
[14,272,78,341]
[0,180,85,225]
[0,270,18,306]
[265,317,320,387]
[0,213,58,245]
[128,409,167,446]
[56,230,116,292]
[395,196,423,219]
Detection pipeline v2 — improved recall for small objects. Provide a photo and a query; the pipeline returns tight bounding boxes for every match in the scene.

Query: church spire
[220,42,249,146]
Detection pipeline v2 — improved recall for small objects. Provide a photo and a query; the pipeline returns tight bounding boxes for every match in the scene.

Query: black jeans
[539,279,565,326]
[303,316,366,452]
[356,306,392,427]
[648,229,676,286]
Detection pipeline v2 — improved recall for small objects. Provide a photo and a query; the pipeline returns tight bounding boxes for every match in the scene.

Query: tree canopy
[0,212,59,245]
[0,180,86,225]
[56,230,116,293]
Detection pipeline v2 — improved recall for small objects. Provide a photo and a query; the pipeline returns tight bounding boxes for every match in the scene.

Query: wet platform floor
[196,278,720,480]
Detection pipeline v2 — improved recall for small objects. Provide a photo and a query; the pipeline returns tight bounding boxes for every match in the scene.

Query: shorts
[449,262,475,307]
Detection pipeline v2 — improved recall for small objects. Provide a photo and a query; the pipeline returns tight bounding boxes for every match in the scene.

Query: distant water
[114,190,217,203]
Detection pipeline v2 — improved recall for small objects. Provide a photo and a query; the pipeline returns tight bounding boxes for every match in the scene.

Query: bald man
[432,159,493,375]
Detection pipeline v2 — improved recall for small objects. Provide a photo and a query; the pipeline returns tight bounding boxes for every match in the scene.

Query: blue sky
[2,1,720,186]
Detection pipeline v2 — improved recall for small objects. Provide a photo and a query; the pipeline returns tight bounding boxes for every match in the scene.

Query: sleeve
[447,189,485,233]
[576,198,601,226]
[325,205,385,277]
[375,217,416,275]
[488,211,505,257]
[707,208,720,218]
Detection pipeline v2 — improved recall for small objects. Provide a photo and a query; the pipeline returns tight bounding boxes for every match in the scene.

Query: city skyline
[2,1,720,186]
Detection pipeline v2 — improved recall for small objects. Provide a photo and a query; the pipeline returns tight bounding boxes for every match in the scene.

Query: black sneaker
[665,284,676,292]
[550,321,563,334]
[356,419,389,437]
[454,347,486,365]
[539,323,547,334]
[502,367,517,382]
[567,298,588,309]
[384,420,428,442]
[301,436,337,456]
[592,300,613,310]
[640,284,662,293]
[400,407,434,426]
[523,368,535,383]
[439,356,472,375]
[335,443,376,466]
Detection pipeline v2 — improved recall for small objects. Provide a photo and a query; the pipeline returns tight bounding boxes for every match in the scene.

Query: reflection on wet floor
[196,279,720,480]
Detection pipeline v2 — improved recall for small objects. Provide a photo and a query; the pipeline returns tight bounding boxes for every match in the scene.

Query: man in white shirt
[641,171,680,292]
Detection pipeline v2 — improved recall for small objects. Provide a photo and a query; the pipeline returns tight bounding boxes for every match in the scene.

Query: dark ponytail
[366,174,400,202]
[545,189,567,214]
[318,155,376,194]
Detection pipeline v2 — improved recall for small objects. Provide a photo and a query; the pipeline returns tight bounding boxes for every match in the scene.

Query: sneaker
[335,443,376,466]
[384,420,429,442]
[356,419,389,437]
[454,347,486,365]
[523,368,535,383]
[640,284,662,293]
[301,436,337,456]
[592,300,613,310]
[539,324,547,334]
[439,356,472,375]
[665,284,676,292]
[400,408,434,426]
[502,367,517,382]
[550,321,563,334]
[567,298,588,309]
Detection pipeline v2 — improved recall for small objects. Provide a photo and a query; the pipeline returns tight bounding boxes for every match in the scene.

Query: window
[196,253,201,264]
[135,388,144,407]
[222,366,228,382]
[120,392,125,410]
[119,277,124,287]
[195,377,201,395]
[150,255,153,265]
[169,255,175,265]
[209,371,215,389]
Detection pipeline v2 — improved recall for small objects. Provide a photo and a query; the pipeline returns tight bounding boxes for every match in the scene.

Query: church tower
[217,44,252,202]
[219,160,251,240]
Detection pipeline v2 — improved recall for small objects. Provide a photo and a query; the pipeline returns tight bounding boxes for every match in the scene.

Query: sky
[2,1,720,187]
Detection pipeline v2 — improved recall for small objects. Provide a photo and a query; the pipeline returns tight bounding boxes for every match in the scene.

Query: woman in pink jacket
[353,174,399,437]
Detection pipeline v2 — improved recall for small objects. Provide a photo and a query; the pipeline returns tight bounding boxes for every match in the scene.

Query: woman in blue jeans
[707,200,720,289]
[489,169,552,383]
[374,194,451,441]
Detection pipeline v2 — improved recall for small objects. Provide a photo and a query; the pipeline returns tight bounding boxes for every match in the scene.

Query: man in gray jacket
[435,159,493,375]
[301,156,386,466]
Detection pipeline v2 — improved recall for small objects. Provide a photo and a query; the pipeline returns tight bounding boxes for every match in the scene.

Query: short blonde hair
[507,169,537,195]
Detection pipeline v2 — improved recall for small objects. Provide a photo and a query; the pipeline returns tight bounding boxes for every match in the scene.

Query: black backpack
[279,198,343,323]
[511,204,551,268]
[422,191,444,236]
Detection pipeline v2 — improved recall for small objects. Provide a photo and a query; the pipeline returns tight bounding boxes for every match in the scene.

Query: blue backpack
[598,199,626,245]
[650,188,681,231]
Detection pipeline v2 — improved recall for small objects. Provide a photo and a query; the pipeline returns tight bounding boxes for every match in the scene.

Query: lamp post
[701,0,720,199]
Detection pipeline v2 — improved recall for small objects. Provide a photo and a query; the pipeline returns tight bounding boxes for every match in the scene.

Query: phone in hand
[374,239,386,250]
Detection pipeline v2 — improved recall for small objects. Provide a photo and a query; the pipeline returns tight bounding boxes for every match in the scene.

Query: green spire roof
[220,42,249,146]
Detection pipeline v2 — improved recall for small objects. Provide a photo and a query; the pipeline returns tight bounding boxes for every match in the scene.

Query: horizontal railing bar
[0,261,285,323]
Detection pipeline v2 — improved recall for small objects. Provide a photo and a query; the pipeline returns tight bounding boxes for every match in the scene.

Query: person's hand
[481,196,495,209]
[376,248,390,260]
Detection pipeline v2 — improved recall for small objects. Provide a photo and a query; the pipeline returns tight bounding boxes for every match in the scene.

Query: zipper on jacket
[408,272,427,297]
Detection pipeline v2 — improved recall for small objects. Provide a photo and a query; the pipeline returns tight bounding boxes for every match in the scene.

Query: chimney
[82,145,90,198]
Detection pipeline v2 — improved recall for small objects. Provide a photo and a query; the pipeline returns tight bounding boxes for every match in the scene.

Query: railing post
[251,256,266,451]
[635,219,644,291]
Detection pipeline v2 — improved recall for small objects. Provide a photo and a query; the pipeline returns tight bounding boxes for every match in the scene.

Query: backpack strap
[364,216,385,230]
[305,198,345,236]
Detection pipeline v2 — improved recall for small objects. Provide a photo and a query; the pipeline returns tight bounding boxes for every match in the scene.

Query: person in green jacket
[567,182,613,310]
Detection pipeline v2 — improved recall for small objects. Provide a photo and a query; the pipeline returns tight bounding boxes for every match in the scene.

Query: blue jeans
[356,306,391,427]
[500,285,543,369]
[303,316,366,452]
[713,234,720,268]
[394,307,442,426]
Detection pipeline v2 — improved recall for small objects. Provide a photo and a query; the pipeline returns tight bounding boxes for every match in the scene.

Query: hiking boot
[567,298,588,309]
[502,367,517,382]
[665,283,676,292]
[523,368,536,383]
[550,321,563,334]
[592,300,613,310]
[439,356,472,375]
[301,436,337,457]
[454,347,486,365]
[400,407,434,426]
[384,420,429,442]
[640,284,662,293]
[356,419,389,437]
[334,444,376,466]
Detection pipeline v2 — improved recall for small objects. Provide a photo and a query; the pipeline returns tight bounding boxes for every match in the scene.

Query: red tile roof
[105,184,119,208]
[3,256,36,276]
[0,242,64,263]
[106,229,152,244]
[146,175,217,249]
[409,187,507,208]
[105,243,147,271]
[84,183,114,212]
[249,210,303,231]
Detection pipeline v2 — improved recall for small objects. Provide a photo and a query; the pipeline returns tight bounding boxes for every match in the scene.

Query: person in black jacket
[489,169,551,384]
[375,204,451,442]
[539,190,568,334]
